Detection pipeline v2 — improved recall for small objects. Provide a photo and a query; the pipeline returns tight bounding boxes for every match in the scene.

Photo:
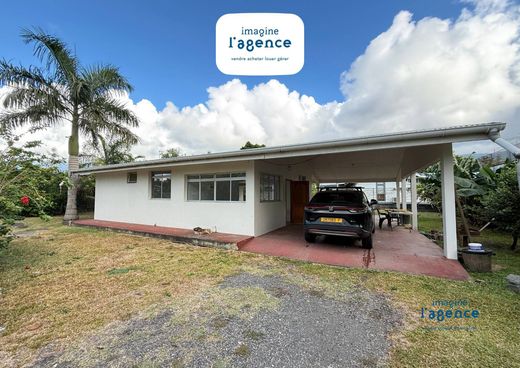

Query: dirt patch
[11,230,42,238]
[28,273,401,368]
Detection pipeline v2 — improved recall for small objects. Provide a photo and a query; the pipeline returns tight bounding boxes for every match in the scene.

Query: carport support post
[441,144,458,260]
[411,173,418,230]
[401,178,407,210]
[396,180,401,209]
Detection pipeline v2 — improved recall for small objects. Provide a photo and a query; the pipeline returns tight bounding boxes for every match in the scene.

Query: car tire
[304,232,316,243]
[361,235,373,249]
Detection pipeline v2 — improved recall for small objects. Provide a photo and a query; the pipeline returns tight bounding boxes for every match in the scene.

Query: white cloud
[2,0,520,159]
[337,2,520,137]
[94,79,339,158]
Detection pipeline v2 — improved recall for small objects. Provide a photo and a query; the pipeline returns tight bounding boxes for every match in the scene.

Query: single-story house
[76,122,509,260]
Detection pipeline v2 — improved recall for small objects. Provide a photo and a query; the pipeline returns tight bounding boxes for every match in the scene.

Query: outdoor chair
[389,210,401,226]
[376,208,393,230]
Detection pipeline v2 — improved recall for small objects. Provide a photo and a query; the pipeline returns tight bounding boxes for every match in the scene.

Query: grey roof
[75,122,506,175]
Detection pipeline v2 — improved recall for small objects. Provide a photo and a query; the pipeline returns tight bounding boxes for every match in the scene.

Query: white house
[76,122,509,260]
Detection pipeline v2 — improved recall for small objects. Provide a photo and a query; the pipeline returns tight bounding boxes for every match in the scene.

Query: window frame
[260,173,281,202]
[127,172,137,184]
[150,171,172,199]
[186,172,246,202]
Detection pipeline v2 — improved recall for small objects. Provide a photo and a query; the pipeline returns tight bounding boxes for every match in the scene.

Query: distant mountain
[460,152,487,159]
[462,137,520,165]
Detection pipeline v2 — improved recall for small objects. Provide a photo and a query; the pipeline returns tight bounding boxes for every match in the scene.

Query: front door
[290,181,309,223]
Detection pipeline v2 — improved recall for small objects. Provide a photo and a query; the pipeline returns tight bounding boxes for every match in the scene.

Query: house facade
[78,122,508,259]
[93,159,293,236]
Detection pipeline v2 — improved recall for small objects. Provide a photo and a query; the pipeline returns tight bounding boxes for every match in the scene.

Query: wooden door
[290,181,309,223]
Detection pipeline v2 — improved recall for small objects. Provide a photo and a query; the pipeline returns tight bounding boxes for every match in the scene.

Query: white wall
[253,161,288,236]
[94,158,317,237]
[94,161,255,235]
[253,160,314,236]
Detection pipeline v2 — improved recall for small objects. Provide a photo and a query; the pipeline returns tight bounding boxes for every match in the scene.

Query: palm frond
[0,105,63,130]
[79,96,139,146]
[2,86,69,114]
[80,95,139,129]
[0,61,55,91]
[83,132,142,165]
[20,27,78,85]
[81,64,133,97]
[81,117,139,146]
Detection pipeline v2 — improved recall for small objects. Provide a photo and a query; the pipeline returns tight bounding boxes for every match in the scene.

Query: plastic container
[468,242,483,251]
[461,249,492,272]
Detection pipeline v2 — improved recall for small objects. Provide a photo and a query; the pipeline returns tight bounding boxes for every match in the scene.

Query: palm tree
[83,132,144,166]
[0,28,139,222]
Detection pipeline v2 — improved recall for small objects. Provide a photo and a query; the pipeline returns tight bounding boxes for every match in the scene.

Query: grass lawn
[418,211,520,287]
[0,214,519,367]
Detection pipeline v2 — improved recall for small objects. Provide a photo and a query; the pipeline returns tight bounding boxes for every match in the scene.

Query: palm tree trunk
[63,116,80,223]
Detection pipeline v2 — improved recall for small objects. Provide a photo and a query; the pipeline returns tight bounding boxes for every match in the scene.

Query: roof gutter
[488,128,520,192]
[488,129,520,159]
[74,122,505,175]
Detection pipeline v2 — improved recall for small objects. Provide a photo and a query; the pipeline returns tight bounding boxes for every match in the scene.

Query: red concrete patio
[73,219,252,250]
[239,224,469,280]
[74,219,469,280]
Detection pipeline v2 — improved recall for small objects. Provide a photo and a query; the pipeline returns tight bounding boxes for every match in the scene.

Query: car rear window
[310,191,365,205]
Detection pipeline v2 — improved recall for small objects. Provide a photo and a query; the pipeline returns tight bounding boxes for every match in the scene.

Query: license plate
[320,217,342,223]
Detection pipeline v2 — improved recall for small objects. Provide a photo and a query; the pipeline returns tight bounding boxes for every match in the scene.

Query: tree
[83,132,144,166]
[241,141,265,150]
[418,156,495,210]
[417,164,442,211]
[79,134,144,212]
[0,137,57,247]
[0,28,139,222]
[417,155,497,240]
[481,163,520,250]
[160,148,182,159]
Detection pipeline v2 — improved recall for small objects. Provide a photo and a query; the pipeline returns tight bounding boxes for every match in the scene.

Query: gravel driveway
[31,273,401,368]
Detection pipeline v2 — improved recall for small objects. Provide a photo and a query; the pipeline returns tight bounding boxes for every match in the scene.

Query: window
[151,171,171,199]
[127,172,137,183]
[310,191,364,205]
[201,181,215,200]
[187,173,246,201]
[260,174,281,202]
[187,180,199,200]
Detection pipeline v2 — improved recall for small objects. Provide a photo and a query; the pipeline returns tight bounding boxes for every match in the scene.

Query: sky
[1,0,519,159]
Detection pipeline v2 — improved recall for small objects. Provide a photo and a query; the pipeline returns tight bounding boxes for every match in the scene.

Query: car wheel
[361,235,373,249]
[304,232,316,243]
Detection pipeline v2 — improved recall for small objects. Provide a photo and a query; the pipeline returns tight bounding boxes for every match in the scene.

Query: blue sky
[1,0,519,158]
[0,0,465,108]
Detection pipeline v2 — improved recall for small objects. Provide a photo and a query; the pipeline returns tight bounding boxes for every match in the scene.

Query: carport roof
[75,122,506,176]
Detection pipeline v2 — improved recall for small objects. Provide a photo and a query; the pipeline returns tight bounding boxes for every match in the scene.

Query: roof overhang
[75,122,506,176]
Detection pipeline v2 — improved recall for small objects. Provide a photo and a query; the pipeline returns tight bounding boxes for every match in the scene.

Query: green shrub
[0,138,59,247]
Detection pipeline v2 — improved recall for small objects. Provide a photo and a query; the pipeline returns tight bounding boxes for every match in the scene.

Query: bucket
[461,249,492,272]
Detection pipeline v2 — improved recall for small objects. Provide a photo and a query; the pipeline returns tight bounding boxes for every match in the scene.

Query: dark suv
[303,186,376,248]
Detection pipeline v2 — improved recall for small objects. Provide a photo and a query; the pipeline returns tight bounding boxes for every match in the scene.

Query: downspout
[488,128,520,192]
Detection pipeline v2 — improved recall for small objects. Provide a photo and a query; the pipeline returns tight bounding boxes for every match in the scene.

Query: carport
[240,225,470,279]
[247,122,508,265]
